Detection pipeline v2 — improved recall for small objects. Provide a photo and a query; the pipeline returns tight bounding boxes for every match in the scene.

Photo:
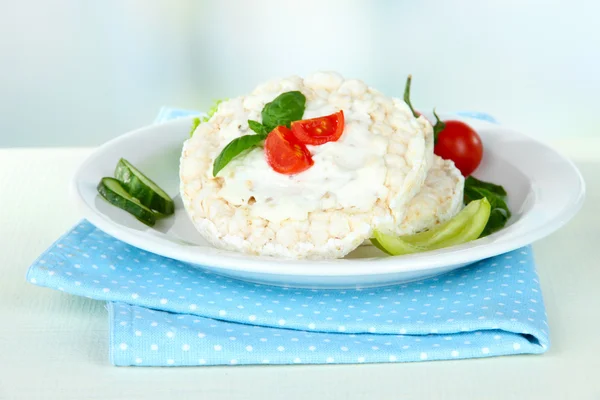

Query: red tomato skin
[434,120,483,176]
[265,126,314,175]
[291,110,344,145]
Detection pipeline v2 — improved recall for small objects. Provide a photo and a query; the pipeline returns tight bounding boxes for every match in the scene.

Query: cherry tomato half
[265,126,314,175]
[434,120,483,176]
[291,110,345,145]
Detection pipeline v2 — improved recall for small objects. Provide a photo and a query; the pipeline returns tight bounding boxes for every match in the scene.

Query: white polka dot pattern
[28,221,550,366]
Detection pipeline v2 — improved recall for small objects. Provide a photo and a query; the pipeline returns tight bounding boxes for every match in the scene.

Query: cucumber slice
[370,237,397,255]
[114,158,174,215]
[97,177,156,226]
[371,235,426,256]
[402,200,483,247]
[372,198,491,256]
[435,198,490,248]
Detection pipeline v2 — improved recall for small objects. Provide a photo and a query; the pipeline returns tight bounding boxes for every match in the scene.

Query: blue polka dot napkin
[27,221,549,366]
[26,108,549,366]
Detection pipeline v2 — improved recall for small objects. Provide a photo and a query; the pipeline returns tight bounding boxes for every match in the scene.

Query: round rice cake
[359,155,464,247]
[180,72,434,259]
[398,155,464,235]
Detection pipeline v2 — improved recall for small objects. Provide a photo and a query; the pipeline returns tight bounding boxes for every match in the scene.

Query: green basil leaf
[248,120,268,135]
[189,117,201,137]
[482,208,510,237]
[464,186,510,217]
[212,133,267,176]
[261,91,306,131]
[465,176,507,196]
[464,185,511,236]
[212,91,305,176]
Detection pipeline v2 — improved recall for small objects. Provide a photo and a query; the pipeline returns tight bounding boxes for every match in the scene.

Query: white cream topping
[216,97,389,223]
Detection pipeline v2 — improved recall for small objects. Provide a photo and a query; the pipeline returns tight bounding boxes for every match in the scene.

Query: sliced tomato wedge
[265,126,314,175]
[290,110,344,145]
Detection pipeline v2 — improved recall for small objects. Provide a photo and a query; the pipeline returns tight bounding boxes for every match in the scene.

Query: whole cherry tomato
[434,120,483,176]
[403,75,484,176]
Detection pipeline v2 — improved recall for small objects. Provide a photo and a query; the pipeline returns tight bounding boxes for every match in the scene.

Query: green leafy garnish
[190,99,226,137]
[212,133,268,177]
[212,91,307,176]
[432,108,446,144]
[206,99,225,119]
[189,117,201,137]
[403,75,419,119]
[248,120,268,135]
[261,91,306,132]
[464,177,511,237]
[465,176,507,196]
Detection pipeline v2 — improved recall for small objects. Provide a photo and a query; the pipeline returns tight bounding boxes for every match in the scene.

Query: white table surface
[0,146,598,400]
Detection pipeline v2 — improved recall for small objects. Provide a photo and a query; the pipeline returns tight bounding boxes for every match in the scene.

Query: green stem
[432,108,446,144]
[403,75,419,119]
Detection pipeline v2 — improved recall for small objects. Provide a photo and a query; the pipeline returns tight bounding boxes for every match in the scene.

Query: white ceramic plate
[71,113,585,289]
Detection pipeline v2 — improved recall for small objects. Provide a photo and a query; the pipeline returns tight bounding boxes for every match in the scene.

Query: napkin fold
[28,221,549,366]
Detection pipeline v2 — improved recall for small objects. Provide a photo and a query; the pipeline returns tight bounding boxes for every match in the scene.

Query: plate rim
[70,114,586,278]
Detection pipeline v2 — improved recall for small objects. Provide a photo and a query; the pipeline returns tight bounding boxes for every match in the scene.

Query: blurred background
[1,0,598,147]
